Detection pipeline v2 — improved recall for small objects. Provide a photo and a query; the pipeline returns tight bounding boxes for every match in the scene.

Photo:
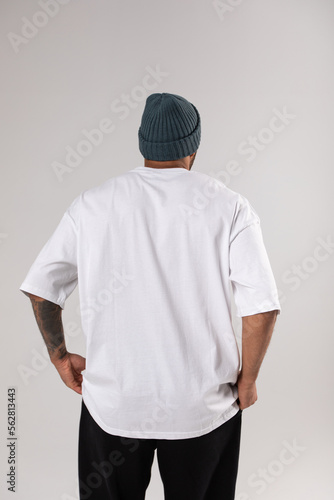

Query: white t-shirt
[20,166,281,439]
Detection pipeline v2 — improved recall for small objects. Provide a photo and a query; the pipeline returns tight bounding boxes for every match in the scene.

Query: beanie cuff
[139,105,201,161]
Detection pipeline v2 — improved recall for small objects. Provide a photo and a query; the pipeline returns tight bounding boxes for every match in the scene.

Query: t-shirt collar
[132,166,190,173]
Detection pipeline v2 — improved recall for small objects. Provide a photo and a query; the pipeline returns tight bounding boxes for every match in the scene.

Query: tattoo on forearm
[25,293,68,362]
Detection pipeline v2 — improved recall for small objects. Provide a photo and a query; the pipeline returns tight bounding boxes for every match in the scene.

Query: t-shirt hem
[236,303,281,317]
[81,395,240,440]
[19,283,65,309]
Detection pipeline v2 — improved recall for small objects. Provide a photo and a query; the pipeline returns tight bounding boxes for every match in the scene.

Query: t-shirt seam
[63,209,79,282]
[229,220,260,246]
[64,209,77,232]
[237,303,281,316]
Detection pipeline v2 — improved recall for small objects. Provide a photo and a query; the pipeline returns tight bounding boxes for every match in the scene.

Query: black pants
[78,399,242,500]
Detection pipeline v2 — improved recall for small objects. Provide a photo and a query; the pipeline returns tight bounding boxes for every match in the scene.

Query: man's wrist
[51,349,69,366]
[237,371,257,385]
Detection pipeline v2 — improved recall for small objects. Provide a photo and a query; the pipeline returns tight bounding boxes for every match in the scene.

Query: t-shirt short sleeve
[229,196,281,317]
[19,209,78,310]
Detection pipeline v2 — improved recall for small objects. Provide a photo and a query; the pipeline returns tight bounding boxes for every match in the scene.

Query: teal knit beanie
[138,93,201,161]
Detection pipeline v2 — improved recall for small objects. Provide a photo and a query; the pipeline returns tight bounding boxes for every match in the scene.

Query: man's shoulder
[191,169,249,205]
[66,167,255,220]
[80,168,136,198]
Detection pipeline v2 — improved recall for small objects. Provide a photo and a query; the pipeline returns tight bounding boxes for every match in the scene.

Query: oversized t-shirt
[19,166,281,439]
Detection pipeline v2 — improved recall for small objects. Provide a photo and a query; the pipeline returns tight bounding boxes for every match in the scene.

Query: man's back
[20,164,280,438]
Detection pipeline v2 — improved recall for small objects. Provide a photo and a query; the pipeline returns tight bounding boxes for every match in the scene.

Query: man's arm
[22,291,85,394]
[22,291,68,363]
[236,309,279,410]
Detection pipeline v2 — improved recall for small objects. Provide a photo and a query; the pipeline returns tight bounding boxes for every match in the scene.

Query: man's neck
[144,160,189,170]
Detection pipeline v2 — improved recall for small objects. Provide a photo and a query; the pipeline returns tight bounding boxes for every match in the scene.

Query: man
[20,92,281,500]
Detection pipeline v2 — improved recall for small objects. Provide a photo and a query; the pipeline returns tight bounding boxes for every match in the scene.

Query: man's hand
[52,352,86,395]
[236,372,258,410]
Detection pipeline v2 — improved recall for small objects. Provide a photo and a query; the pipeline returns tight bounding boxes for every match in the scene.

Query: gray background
[1,0,334,498]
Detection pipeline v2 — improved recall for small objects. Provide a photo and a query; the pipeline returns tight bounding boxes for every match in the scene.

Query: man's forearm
[22,291,68,364]
[239,310,278,383]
